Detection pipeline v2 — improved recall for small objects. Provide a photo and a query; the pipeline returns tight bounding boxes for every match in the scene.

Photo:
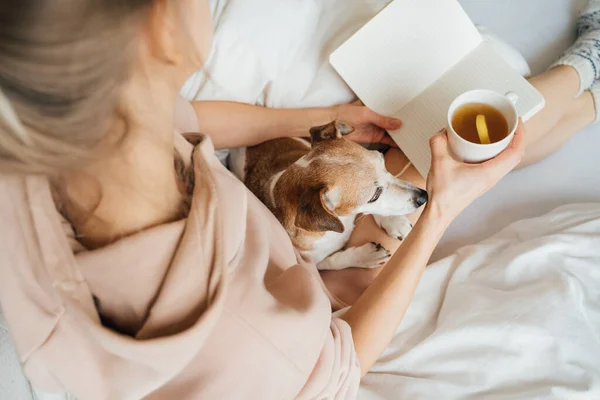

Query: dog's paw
[317,242,391,271]
[373,215,413,241]
[352,242,391,268]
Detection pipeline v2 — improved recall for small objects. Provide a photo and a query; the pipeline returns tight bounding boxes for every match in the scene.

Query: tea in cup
[447,90,519,163]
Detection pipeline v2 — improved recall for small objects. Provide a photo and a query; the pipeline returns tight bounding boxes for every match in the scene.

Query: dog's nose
[413,189,428,208]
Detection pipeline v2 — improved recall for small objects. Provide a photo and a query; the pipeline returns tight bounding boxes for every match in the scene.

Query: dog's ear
[334,120,354,136]
[295,185,344,233]
[309,120,354,145]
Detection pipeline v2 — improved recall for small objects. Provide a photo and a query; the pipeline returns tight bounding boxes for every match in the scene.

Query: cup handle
[505,91,519,105]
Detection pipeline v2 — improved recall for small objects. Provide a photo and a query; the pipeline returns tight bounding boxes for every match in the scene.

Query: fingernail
[391,119,402,129]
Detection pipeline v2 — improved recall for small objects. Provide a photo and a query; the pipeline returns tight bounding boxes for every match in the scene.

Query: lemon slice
[475,114,491,144]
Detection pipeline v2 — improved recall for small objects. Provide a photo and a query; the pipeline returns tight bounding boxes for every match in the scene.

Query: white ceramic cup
[447,89,519,163]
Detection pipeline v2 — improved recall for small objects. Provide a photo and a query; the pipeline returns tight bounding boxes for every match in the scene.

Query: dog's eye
[368,187,383,203]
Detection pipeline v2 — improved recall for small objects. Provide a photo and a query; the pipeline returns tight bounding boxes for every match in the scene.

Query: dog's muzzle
[413,189,428,208]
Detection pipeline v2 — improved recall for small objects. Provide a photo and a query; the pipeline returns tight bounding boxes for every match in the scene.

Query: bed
[181,0,600,262]
[2,0,600,399]
[183,1,600,398]
[434,0,600,261]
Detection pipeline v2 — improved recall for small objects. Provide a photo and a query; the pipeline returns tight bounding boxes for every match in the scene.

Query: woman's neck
[57,86,184,249]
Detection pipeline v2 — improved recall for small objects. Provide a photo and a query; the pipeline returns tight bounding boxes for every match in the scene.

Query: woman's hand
[333,101,402,147]
[190,99,402,149]
[343,121,524,376]
[426,121,526,224]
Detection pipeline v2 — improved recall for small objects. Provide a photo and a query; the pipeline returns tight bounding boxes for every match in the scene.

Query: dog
[230,120,428,271]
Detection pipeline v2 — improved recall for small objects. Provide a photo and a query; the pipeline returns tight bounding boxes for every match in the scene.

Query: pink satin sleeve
[296,318,361,399]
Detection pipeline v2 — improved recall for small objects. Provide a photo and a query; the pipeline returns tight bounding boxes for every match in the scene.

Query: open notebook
[330,0,545,177]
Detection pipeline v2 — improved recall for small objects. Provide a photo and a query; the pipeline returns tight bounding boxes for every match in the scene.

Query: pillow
[181,0,391,108]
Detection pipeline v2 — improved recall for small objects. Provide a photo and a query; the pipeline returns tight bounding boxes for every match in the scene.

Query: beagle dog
[230,120,427,270]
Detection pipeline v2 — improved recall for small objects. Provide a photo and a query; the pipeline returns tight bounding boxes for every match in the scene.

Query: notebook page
[388,43,545,177]
[330,0,482,116]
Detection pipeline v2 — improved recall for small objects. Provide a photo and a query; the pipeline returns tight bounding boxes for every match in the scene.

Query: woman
[0,0,597,399]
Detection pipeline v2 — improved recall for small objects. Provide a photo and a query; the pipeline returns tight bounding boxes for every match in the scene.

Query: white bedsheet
[434,0,600,261]
[360,203,600,399]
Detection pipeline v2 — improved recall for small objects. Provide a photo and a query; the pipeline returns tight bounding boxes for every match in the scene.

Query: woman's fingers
[380,133,398,147]
[429,129,450,162]
[365,108,402,130]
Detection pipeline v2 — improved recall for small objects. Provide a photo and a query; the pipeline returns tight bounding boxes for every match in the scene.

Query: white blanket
[360,203,600,399]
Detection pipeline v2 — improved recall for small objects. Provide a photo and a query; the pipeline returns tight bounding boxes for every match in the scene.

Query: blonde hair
[0,0,154,175]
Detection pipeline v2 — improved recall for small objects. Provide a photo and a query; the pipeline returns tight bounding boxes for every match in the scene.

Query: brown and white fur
[230,120,428,271]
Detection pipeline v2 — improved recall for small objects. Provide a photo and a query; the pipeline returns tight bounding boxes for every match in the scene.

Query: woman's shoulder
[174,95,200,135]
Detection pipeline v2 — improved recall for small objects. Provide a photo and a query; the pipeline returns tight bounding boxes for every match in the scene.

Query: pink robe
[0,129,360,399]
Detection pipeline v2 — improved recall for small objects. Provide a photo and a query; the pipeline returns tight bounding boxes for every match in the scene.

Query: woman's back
[0,133,361,399]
